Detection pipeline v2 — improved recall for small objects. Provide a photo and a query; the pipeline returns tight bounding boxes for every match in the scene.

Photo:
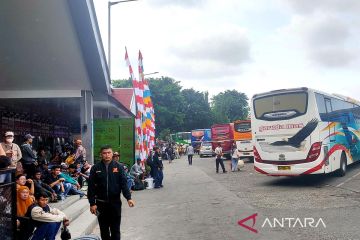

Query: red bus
[211,123,234,159]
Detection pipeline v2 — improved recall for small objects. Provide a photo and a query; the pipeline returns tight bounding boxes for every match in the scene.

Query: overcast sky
[93,0,360,100]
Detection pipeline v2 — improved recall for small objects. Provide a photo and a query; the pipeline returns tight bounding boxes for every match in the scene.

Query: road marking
[336,171,360,187]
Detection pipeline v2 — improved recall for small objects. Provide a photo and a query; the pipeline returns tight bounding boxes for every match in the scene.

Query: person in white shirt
[214,143,227,173]
[74,139,86,164]
[30,191,70,239]
[130,158,144,180]
[186,145,194,165]
[231,143,241,172]
[1,131,22,167]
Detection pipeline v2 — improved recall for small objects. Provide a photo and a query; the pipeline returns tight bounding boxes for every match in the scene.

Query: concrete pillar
[80,90,94,164]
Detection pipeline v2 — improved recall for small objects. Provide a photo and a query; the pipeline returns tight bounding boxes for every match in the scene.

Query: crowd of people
[0,129,186,239]
[0,130,91,239]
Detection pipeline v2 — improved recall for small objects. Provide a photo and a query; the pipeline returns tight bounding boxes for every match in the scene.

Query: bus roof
[252,87,308,99]
[252,87,360,106]
[233,119,251,123]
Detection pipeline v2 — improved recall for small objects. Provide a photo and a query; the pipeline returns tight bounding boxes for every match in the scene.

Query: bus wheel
[337,154,347,177]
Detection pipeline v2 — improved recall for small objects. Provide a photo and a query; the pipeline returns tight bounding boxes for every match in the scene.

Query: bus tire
[337,153,347,177]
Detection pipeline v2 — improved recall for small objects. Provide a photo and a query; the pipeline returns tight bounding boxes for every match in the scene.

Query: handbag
[237,159,245,169]
[61,225,71,240]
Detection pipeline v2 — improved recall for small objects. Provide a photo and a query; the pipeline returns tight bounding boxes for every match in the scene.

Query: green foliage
[158,128,171,141]
[182,88,214,130]
[148,77,186,135]
[211,90,249,123]
[111,77,249,137]
[112,78,132,88]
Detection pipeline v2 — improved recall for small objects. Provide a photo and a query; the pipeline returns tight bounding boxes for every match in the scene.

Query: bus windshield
[253,92,308,120]
[234,122,251,132]
[177,132,191,140]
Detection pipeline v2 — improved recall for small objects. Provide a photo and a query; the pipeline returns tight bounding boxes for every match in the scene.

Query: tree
[181,88,214,130]
[211,90,249,123]
[158,128,171,141]
[112,78,132,88]
[148,77,186,135]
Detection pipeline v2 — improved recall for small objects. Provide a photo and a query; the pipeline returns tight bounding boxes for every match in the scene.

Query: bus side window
[325,98,335,142]
[325,98,333,114]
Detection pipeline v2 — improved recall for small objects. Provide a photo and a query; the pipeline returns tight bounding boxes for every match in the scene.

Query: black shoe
[223,171,227,173]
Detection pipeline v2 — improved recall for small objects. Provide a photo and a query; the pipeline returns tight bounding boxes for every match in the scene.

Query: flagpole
[108,0,139,76]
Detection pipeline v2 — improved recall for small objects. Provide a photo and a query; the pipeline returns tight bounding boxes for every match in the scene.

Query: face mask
[6,138,14,143]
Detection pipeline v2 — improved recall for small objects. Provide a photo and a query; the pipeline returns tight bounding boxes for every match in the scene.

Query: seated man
[29,191,70,240]
[80,161,92,186]
[33,170,57,202]
[130,158,146,191]
[123,165,135,191]
[45,165,71,200]
[59,164,85,198]
[130,158,144,180]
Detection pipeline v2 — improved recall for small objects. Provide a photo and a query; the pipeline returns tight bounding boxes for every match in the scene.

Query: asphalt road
[94,155,360,240]
[195,155,360,240]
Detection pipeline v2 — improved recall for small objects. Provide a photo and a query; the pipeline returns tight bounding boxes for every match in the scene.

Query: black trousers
[97,201,122,240]
[216,158,226,173]
[188,154,193,165]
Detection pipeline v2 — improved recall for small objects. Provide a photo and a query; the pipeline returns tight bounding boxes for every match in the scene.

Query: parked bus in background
[191,129,212,157]
[211,123,234,159]
[251,87,360,177]
[171,132,191,145]
[191,129,211,149]
[233,119,253,161]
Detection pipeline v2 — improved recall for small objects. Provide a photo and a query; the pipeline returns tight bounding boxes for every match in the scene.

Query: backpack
[133,180,145,191]
[0,155,11,169]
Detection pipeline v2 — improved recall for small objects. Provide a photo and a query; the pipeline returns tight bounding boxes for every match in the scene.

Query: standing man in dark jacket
[88,145,135,240]
[152,146,164,188]
[21,134,37,178]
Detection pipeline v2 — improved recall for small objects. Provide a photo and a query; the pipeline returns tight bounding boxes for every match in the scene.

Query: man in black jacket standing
[88,145,135,240]
[152,146,164,188]
[21,133,37,178]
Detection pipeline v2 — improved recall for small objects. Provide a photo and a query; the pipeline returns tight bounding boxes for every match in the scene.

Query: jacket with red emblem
[87,160,131,206]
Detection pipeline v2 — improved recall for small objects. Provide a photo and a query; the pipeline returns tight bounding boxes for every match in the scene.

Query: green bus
[170,132,191,145]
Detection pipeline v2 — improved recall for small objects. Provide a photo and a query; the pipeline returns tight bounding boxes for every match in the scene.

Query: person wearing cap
[112,151,120,162]
[1,131,22,167]
[21,134,37,178]
[74,139,86,164]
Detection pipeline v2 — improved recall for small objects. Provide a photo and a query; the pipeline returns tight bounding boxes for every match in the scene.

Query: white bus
[251,87,360,176]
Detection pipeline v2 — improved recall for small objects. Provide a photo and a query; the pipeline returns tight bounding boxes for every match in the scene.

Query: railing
[0,168,16,240]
